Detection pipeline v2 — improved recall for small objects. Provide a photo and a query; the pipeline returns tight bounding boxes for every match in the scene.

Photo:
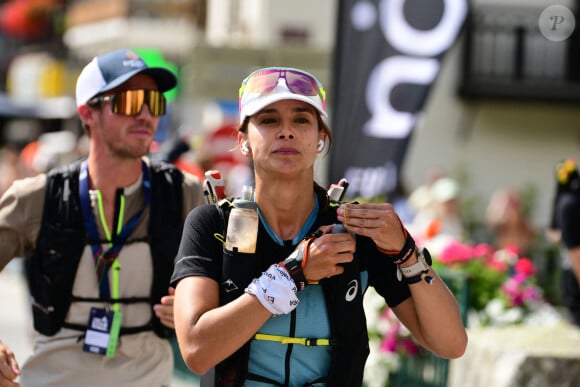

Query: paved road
[0,259,199,386]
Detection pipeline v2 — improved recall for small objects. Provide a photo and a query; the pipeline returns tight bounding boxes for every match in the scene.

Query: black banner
[329,0,467,199]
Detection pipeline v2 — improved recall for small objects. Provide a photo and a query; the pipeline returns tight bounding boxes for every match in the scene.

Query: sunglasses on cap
[239,67,326,109]
[87,89,167,117]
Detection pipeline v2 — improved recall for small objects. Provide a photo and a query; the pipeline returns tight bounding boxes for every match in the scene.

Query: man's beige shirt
[0,161,204,387]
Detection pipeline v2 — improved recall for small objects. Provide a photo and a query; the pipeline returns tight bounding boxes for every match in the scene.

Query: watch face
[419,247,432,266]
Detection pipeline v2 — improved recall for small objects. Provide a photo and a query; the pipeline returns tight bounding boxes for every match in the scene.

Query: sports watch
[396,247,434,284]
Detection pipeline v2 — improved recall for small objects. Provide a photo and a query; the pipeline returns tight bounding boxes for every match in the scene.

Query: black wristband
[404,271,434,285]
[380,231,416,264]
[281,243,308,291]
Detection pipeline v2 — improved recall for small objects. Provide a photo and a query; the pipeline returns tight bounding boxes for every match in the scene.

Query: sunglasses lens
[285,72,319,96]
[112,90,143,115]
[244,70,281,94]
[112,90,166,116]
[244,69,321,98]
[239,67,327,120]
[144,91,166,116]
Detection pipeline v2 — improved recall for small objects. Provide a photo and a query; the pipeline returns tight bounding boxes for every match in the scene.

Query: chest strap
[62,322,153,335]
[254,333,330,346]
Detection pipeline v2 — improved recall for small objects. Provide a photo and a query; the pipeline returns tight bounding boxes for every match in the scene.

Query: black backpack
[26,159,184,338]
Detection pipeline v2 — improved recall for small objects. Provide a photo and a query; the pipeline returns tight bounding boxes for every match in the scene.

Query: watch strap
[396,247,432,282]
[397,248,434,284]
[399,259,428,277]
[403,271,435,285]
[280,237,315,291]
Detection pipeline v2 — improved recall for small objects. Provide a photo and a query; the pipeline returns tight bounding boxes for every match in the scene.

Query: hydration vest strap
[254,333,330,346]
[70,295,150,304]
[62,322,153,335]
[246,371,328,386]
[245,372,283,386]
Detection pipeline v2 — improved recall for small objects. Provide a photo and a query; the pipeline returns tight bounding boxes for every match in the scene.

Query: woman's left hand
[336,203,406,252]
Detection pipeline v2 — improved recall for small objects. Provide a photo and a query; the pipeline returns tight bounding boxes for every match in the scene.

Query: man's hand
[153,287,175,329]
[0,340,19,387]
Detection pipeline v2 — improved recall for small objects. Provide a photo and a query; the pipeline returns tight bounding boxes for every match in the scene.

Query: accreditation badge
[83,307,123,357]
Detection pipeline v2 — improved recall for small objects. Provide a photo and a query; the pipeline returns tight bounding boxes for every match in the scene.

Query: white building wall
[206,0,337,48]
[404,36,580,228]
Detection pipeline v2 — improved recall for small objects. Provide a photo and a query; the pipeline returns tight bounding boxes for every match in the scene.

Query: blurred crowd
[0,137,548,257]
[396,167,539,257]
[0,123,253,200]
[392,166,565,307]
[0,130,564,310]
[0,131,88,197]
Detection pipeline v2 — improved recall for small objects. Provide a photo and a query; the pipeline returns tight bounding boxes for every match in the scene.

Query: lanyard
[79,160,151,299]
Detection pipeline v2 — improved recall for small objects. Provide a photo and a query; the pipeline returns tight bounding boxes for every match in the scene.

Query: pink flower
[486,257,508,272]
[512,273,528,285]
[504,245,521,256]
[522,285,542,303]
[502,280,525,306]
[472,243,494,258]
[400,338,420,356]
[380,308,391,320]
[514,257,536,276]
[439,241,475,264]
[380,336,398,353]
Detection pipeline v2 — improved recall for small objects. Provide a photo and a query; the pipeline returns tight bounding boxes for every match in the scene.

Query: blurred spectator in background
[485,187,536,256]
[410,176,465,242]
[32,131,81,173]
[17,131,88,178]
[429,177,464,239]
[389,178,415,226]
[0,145,23,197]
[18,140,41,177]
[151,132,205,181]
[154,123,253,198]
[151,121,254,199]
[408,166,446,221]
[195,124,252,197]
[549,158,580,326]
[0,132,84,199]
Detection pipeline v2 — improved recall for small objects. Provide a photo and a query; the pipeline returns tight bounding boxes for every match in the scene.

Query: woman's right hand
[303,225,356,281]
[0,340,19,387]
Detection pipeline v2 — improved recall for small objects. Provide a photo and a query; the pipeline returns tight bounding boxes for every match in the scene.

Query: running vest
[205,186,370,387]
[25,159,184,338]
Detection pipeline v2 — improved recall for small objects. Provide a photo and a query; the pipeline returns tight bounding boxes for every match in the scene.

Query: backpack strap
[148,160,185,338]
[26,160,86,336]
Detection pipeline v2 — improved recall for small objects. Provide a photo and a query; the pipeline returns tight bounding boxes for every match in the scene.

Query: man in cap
[0,49,205,387]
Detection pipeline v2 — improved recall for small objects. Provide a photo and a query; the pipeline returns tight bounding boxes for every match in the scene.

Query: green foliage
[462,259,505,311]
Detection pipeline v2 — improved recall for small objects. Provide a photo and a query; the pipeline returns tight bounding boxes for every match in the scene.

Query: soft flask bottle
[225,186,259,254]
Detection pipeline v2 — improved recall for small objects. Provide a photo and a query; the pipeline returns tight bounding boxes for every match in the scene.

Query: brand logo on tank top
[223,279,239,292]
[345,279,358,302]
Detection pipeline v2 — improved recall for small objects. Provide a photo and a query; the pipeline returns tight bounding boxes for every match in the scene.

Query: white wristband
[245,264,299,315]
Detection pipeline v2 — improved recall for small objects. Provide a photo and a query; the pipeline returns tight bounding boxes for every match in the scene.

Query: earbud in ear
[241,141,250,154]
[317,139,325,152]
